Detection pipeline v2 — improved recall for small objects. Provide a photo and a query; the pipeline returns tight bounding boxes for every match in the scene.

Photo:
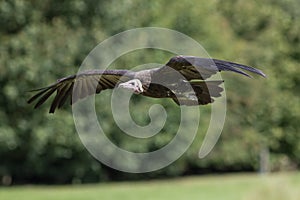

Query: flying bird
[28,56,266,113]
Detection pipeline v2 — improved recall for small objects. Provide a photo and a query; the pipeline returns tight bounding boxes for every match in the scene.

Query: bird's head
[118,79,144,94]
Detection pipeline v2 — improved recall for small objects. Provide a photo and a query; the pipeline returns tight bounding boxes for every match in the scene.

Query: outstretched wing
[28,69,134,113]
[149,55,265,106]
[159,55,266,80]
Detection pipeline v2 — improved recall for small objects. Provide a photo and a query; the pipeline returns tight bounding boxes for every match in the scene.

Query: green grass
[1,172,300,200]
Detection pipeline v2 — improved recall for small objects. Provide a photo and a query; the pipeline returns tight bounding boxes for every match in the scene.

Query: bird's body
[28,56,266,113]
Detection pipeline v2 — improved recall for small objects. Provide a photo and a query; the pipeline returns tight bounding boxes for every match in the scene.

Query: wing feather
[28,69,134,113]
[33,87,58,109]
[58,83,73,108]
[161,55,266,80]
[171,80,224,106]
[50,83,70,113]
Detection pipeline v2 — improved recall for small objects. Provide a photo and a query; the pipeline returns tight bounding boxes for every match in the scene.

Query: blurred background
[0,0,299,198]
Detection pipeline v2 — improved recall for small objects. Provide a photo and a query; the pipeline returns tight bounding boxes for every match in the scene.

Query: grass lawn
[0,172,299,200]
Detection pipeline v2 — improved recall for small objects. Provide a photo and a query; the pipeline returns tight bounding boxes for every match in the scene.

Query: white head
[118,79,144,94]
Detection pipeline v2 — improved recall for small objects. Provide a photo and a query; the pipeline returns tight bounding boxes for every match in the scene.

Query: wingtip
[252,67,267,78]
[260,71,267,78]
[253,69,267,78]
[245,73,254,79]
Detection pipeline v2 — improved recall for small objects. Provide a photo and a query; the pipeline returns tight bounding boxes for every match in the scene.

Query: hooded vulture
[28,55,266,113]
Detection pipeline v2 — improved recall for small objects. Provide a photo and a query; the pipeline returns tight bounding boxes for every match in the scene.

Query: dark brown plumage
[28,55,266,113]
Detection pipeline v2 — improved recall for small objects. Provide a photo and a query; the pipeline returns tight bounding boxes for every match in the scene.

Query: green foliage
[0,0,299,184]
